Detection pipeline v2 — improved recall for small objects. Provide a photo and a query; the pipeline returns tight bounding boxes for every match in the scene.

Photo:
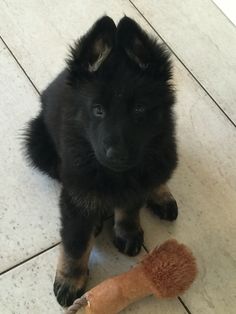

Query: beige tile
[133,0,236,123]
[0,0,151,92]
[0,40,61,272]
[140,59,236,314]
[0,224,186,314]
[0,247,63,314]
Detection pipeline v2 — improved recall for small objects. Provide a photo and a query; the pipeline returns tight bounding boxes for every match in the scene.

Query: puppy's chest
[70,188,147,214]
[70,172,148,211]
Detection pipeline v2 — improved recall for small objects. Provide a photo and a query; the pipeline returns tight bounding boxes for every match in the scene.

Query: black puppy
[24,16,178,307]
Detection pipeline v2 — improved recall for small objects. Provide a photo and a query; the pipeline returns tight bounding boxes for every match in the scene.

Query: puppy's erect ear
[117,17,171,79]
[67,16,116,81]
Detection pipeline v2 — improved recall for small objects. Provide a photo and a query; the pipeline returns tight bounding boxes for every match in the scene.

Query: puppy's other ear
[117,17,171,79]
[67,16,116,82]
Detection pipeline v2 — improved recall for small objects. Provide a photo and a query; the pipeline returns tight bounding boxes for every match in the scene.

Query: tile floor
[0,1,235,313]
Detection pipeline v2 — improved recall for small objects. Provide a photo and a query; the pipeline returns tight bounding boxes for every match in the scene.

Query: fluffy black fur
[24,16,178,306]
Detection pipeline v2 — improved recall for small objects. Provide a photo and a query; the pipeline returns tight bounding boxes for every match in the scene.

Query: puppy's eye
[93,104,105,117]
[134,104,145,114]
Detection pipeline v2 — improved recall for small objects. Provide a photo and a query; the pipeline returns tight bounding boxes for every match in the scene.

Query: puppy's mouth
[98,158,136,172]
[106,163,134,172]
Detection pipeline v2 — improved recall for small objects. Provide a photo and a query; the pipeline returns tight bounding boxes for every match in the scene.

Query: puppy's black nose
[106,147,128,163]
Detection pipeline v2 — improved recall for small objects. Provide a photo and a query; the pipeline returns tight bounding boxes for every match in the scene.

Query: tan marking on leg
[115,208,141,227]
[56,236,94,289]
[114,208,143,237]
[113,207,143,256]
[150,184,175,205]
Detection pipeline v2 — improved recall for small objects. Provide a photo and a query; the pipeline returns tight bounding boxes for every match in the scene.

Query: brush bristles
[141,239,197,298]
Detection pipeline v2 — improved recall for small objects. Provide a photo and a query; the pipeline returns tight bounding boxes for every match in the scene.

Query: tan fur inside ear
[125,38,149,69]
[88,38,111,72]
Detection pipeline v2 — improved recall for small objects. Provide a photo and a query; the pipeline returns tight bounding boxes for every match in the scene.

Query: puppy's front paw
[53,271,88,307]
[147,199,178,221]
[113,224,143,256]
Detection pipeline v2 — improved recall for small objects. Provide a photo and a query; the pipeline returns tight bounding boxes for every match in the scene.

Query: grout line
[178,297,192,314]
[142,243,148,253]
[0,242,60,276]
[128,0,236,129]
[0,35,40,96]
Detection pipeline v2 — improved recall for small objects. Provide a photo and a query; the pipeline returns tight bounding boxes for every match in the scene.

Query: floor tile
[0,40,61,272]
[0,223,186,314]
[0,0,154,92]
[140,58,236,314]
[133,0,236,123]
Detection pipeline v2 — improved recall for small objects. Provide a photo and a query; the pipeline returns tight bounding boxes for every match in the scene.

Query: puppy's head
[67,16,175,172]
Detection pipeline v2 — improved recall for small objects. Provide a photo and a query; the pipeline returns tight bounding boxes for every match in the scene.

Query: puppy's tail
[23,112,60,180]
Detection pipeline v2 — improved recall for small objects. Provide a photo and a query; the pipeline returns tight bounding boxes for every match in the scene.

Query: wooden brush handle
[84,264,151,314]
